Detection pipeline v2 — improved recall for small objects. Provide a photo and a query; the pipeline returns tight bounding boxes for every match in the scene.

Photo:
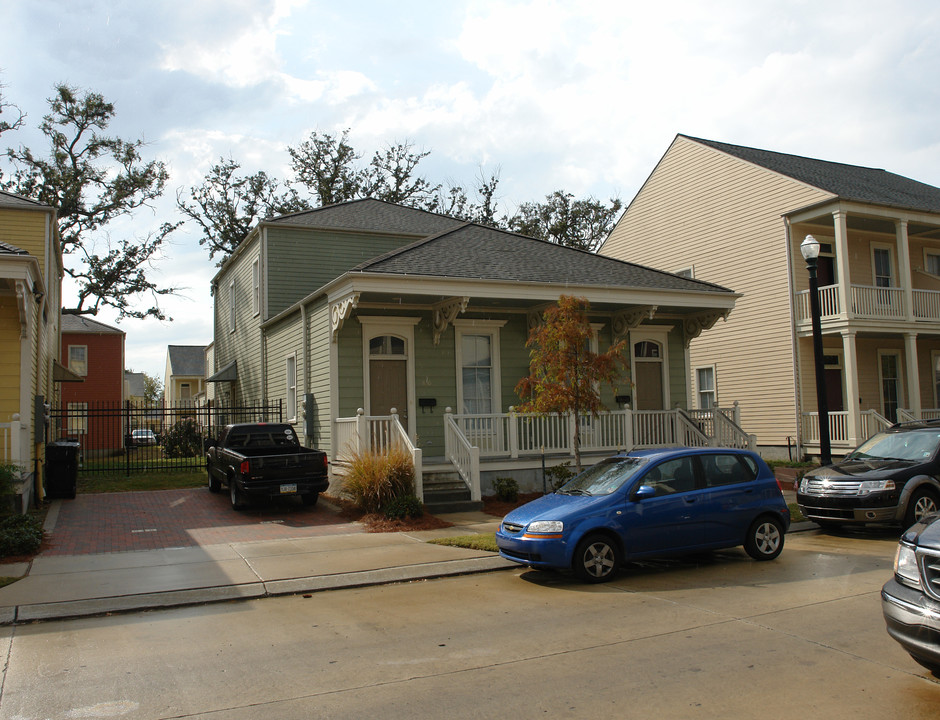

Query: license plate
[280,483,297,494]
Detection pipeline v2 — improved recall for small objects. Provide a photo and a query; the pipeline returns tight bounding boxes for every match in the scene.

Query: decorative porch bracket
[612,305,658,341]
[432,296,469,345]
[330,292,360,343]
[682,309,730,347]
[526,303,556,333]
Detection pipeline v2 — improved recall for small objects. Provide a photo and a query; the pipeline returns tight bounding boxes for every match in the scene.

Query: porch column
[841,330,860,447]
[905,331,921,417]
[833,211,852,319]
[897,220,915,320]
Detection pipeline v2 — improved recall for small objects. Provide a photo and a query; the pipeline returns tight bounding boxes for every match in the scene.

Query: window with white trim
[228,279,236,333]
[926,249,940,277]
[695,366,716,409]
[68,345,88,376]
[454,320,506,415]
[251,258,260,316]
[286,354,297,421]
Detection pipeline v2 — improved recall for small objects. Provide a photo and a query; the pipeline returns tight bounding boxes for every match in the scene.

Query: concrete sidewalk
[0,509,514,624]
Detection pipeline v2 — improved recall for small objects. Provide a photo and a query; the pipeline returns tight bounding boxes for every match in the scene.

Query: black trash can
[45,440,80,499]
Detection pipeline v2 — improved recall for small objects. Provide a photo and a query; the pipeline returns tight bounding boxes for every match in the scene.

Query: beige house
[601,134,940,460]
[164,345,206,406]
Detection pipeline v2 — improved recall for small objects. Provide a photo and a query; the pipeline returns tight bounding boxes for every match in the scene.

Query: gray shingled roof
[354,223,732,293]
[167,345,206,377]
[61,314,124,334]
[0,239,28,255]
[267,198,464,236]
[686,135,940,215]
[0,190,49,209]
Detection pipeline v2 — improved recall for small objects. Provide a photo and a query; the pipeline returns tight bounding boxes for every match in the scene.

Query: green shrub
[0,464,17,498]
[0,514,43,557]
[544,461,575,491]
[342,446,415,513]
[493,476,519,502]
[384,494,424,520]
[161,417,203,458]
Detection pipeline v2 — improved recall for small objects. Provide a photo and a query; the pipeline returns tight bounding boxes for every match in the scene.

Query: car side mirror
[634,485,656,501]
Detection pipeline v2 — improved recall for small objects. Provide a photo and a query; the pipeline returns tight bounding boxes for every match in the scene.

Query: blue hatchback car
[495,447,791,582]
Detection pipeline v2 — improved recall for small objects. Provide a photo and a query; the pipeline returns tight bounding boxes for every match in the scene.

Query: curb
[3,556,517,624]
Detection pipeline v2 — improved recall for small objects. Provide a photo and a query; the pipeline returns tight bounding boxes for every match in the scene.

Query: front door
[879,352,902,423]
[635,361,664,410]
[368,334,408,429]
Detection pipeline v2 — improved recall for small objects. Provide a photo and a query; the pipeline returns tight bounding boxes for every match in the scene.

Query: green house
[208,199,740,507]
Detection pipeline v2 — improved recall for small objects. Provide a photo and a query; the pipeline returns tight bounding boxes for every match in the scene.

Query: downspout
[301,300,309,443]
[784,217,804,460]
[260,227,268,405]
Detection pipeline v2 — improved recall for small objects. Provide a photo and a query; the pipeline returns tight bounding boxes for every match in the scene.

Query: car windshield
[847,431,940,462]
[557,457,648,496]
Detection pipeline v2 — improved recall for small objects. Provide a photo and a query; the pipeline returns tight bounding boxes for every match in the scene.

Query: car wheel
[909,652,940,678]
[207,467,221,493]
[744,516,784,561]
[573,534,621,583]
[301,492,319,507]
[230,480,247,510]
[904,488,940,528]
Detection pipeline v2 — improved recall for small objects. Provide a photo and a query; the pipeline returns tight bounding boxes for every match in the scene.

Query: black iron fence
[50,400,283,475]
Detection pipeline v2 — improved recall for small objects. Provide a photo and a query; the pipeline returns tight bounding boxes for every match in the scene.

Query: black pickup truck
[206,423,329,510]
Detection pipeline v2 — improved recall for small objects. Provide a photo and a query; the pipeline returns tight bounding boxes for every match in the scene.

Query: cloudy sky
[2,0,940,381]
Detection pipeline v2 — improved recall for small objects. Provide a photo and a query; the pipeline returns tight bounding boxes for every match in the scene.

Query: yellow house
[601,135,940,460]
[0,190,64,508]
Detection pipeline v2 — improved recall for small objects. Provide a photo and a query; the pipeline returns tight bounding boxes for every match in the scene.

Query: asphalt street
[1,528,938,719]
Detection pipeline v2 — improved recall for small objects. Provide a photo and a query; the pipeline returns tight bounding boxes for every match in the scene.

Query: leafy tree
[287,129,362,206]
[360,140,441,207]
[0,77,24,139]
[432,167,503,227]
[3,84,177,318]
[142,372,163,403]
[507,191,623,252]
[515,295,628,472]
[177,156,310,263]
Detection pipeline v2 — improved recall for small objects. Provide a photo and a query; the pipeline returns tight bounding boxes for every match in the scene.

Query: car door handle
[683,497,697,504]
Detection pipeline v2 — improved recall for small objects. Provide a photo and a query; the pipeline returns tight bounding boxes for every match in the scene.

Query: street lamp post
[801,235,832,466]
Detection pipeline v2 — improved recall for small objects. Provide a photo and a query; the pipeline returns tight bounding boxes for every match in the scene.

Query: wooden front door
[635,361,664,411]
[370,358,407,427]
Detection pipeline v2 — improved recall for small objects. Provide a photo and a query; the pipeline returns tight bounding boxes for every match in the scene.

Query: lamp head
[801,235,820,261]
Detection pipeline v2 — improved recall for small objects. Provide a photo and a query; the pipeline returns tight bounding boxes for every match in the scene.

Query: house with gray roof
[601,134,940,460]
[209,198,739,507]
[164,345,207,406]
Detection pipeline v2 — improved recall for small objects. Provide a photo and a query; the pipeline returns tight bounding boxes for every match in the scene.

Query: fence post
[508,406,519,458]
[733,400,741,426]
[623,408,634,452]
[470,445,481,502]
[356,408,367,454]
[444,408,453,458]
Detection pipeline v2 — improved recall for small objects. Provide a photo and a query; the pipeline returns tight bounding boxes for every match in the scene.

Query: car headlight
[894,543,921,589]
[798,477,809,492]
[527,520,564,534]
[857,479,895,495]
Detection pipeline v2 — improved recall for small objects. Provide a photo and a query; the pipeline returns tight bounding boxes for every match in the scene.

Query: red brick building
[59,315,125,453]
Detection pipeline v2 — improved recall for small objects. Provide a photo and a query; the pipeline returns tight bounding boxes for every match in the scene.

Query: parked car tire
[744,516,784,561]
[909,653,940,678]
[230,480,247,511]
[207,467,221,493]
[904,488,940,529]
[573,533,621,583]
[301,492,319,507]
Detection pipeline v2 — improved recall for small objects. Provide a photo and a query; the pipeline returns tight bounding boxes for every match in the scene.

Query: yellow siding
[603,136,834,447]
[0,298,21,420]
[0,208,48,265]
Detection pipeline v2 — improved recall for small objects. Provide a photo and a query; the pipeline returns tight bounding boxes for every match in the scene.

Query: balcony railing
[796,284,940,324]
[801,409,891,446]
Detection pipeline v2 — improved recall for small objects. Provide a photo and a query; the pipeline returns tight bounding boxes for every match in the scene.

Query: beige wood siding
[264,314,304,430]
[305,298,331,452]
[602,136,834,447]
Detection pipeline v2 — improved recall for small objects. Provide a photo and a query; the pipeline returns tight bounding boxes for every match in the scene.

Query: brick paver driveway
[44,487,362,556]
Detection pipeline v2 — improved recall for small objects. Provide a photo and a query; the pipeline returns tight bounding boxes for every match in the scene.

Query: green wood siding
[265,227,423,317]
[336,317,363,419]
[264,314,303,433]
[413,316,454,456]
[213,242,263,405]
[306,299,332,452]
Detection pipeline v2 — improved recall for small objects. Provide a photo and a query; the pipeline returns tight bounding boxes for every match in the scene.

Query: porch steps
[422,471,482,514]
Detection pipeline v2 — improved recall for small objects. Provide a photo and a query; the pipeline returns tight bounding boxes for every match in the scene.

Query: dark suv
[882,512,940,676]
[797,422,940,529]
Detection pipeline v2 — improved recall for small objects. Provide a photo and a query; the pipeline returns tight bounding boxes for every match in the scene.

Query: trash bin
[45,440,80,499]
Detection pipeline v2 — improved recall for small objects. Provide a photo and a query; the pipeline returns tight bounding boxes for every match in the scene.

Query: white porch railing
[0,418,24,466]
[795,284,841,321]
[898,408,940,422]
[795,284,940,324]
[332,408,423,500]
[801,409,892,446]
[444,413,481,502]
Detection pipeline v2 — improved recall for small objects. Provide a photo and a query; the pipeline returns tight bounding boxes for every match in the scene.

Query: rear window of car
[701,453,757,487]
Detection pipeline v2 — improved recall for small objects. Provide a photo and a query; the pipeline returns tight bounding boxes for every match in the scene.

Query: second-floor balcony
[795,283,940,327]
